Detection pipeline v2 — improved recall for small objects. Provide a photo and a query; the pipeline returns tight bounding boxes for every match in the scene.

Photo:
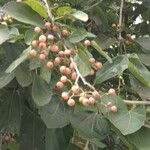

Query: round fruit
[39,42,46,49]
[39,54,46,60]
[84,40,91,47]
[65,68,71,75]
[82,98,90,106]
[88,97,96,104]
[47,61,54,69]
[34,26,41,33]
[49,45,59,52]
[62,29,69,37]
[60,66,66,73]
[92,90,100,99]
[32,40,38,48]
[79,96,84,103]
[70,62,76,70]
[39,35,46,43]
[67,99,75,107]
[61,92,69,100]
[56,81,64,89]
[71,85,80,94]
[45,22,51,29]
[89,69,95,75]
[60,76,67,83]
[107,102,113,107]
[108,88,116,96]
[64,49,71,56]
[58,51,64,57]
[30,50,37,57]
[47,34,55,41]
[41,50,49,57]
[95,62,103,69]
[89,58,95,64]
[71,72,77,80]
[110,105,118,113]
[54,57,61,65]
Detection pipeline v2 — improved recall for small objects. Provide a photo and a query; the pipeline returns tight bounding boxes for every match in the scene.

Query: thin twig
[70,58,95,91]
[84,140,90,150]
[119,0,124,38]
[42,0,54,23]
[124,100,150,105]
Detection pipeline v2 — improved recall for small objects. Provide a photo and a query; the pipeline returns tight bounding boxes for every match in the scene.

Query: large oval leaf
[15,63,33,87]
[24,0,48,19]
[39,95,72,128]
[5,46,31,73]
[128,54,150,87]
[0,72,15,89]
[72,10,88,22]
[32,75,52,106]
[91,41,112,63]
[94,55,128,84]
[0,25,9,45]
[3,2,44,27]
[100,95,146,135]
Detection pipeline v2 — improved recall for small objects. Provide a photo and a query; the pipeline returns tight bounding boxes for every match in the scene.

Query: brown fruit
[84,40,91,47]
[108,88,116,96]
[56,81,64,89]
[30,50,37,57]
[39,35,47,43]
[34,26,41,33]
[71,85,80,94]
[61,92,69,100]
[110,105,118,113]
[47,61,54,69]
[67,99,75,107]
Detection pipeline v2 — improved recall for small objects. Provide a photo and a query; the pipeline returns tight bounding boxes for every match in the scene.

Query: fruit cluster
[30,22,117,112]
[0,131,16,144]
[0,15,13,26]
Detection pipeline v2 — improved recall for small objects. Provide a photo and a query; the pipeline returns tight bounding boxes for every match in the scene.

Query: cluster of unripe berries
[30,22,117,112]
[106,88,118,113]
[61,85,100,107]
[0,131,16,144]
[0,15,13,26]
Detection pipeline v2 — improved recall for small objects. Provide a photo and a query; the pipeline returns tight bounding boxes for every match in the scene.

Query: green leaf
[0,91,24,134]
[136,37,150,52]
[3,2,44,27]
[29,58,41,70]
[24,28,38,45]
[20,109,46,150]
[100,95,146,135]
[2,142,19,150]
[91,40,112,63]
[91,6,108,26]
[69,29,96,43]
[138,53,150,66]
[40,65,51,84]
[5,46,31,73]
[127,127,150,150]
[45,126,73,150]
[15,63,33,87]
[0,72,15,89]
[128,54,150,87]
[56,6,73,17]
[70,108,110,140]
[130,76,150,100]
[95,55,128,84]
[39,95,72,128]
[72,10,88,22]
[74,50,91,77]
[24,0,48,19]
[66,143,82,150]
[0,25,9,45]
[32,75,52,106]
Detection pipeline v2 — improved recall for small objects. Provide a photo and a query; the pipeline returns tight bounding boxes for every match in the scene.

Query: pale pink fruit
[67,99,75,107]
[61,92,69,100]
[39,35,46,43]
[30,50,37,57]
[47,61,54,69]
[34,26,41,33]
